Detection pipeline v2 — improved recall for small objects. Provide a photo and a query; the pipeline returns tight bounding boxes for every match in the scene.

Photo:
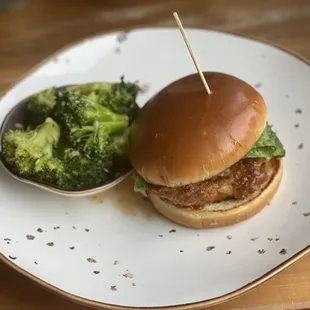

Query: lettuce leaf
[245,123,285,160]
[132,172,149,197]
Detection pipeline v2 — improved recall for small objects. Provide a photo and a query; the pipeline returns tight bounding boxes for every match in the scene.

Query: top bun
[128,72,267,187]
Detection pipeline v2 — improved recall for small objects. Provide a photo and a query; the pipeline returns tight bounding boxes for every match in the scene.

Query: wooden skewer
[173,12,212,95]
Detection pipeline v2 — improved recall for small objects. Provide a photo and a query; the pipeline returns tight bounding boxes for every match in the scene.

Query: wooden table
[1,1,310,309]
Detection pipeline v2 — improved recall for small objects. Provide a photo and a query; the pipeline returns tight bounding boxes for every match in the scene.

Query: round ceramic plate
[0,28,310,309]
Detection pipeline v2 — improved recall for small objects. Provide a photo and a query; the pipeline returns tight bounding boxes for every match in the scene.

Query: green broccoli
[1,78,139,191]
[62,123,131,189]
[67,76,141,121]
[60,148,110,190]
[105,127,132,180]
[2,117,61,176]
[26,87,57,125]
[111,127,131,159]
[70,120,128,155]
[105,76,141,120]
[1,129,28,167]
[34,157,65,185]
[53,90,129,137]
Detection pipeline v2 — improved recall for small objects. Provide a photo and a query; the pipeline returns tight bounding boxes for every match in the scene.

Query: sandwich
[127,72,285,229]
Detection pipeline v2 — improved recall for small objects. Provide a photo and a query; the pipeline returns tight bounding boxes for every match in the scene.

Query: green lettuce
[132,172,149,198]
[245,123,285,160]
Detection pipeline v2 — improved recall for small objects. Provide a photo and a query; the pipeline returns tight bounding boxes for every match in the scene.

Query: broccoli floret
[53,90,129,141]
[70,120,128,155]
[1,129,28,166]
[67,76,141,121]
[106,76,141,119]
[26,87,57,125]
[62,122,131,190]
[60,148,110,190]
[68,82,111,97]
[1,117,61,176]
[111,127,130,159]
[108,128,133,179]
[34,157,65,185]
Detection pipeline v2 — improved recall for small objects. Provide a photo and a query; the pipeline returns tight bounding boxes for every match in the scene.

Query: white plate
[0,28,310,309]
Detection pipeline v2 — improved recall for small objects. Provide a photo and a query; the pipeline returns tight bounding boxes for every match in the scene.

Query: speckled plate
[0,28,309,309]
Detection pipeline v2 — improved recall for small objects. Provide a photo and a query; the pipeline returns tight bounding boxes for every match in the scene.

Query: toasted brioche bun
[148,160,283,229]
[129,72,267,187]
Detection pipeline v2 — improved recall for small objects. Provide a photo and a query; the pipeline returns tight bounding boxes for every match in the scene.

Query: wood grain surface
[1,1,310,309]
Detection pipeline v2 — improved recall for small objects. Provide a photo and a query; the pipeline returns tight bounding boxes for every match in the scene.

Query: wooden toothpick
[173,12,211,95]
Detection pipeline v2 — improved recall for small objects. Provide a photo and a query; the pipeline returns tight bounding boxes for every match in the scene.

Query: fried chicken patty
[148,158,277,207]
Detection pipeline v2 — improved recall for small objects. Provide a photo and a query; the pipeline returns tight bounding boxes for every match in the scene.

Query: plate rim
[1,25,310,309]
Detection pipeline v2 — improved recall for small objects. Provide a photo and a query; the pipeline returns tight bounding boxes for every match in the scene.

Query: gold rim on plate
[1,26,309,310]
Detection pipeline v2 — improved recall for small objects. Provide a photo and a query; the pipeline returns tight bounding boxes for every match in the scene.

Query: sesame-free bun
[129,72,267,187]
[148,160,283,229]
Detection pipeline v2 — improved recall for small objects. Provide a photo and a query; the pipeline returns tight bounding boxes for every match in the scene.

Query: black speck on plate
[206,246,215,251]
[251,237,259,241]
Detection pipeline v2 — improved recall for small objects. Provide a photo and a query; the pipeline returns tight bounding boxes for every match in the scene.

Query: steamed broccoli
[111,127,130,159]
[60,148,110,190]
[67,76,141,121]
[53,90,129,139]
[34,157,65,185]
[1,129,28,167]
[1,117,61,177]
[1,78,139,191]
[26,87,57,125]
[69,120,128,155]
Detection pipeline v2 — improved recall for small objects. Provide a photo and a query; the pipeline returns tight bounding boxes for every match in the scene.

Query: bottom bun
[148,160,283,229]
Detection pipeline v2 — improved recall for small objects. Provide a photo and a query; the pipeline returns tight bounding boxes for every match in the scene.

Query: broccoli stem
[71,120,128,138]
[81,98,129,124]
[31,117,61,158]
